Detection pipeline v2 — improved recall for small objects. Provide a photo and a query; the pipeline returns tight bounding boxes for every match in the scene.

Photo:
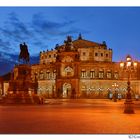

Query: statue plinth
[4,64,40,104]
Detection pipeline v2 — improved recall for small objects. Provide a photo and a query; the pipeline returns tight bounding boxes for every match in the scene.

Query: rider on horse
[19,42,30,64]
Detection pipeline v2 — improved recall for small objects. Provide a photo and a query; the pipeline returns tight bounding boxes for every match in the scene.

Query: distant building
[1,34,140,99]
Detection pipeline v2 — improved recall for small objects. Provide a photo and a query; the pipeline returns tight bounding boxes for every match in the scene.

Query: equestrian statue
[18,42,30,64]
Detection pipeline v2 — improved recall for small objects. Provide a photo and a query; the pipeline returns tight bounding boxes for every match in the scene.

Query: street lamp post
[120,55,137,114]
[112,83,118,102]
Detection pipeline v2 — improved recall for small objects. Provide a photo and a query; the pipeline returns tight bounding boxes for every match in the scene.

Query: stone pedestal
[4,64,40,104]
[124,99,135,114]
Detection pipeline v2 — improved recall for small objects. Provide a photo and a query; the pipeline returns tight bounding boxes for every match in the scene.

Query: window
[53,70,56,78]
[90,71,95,78]
[106,54,108,57]
[114,72,119,79]
[46,71,50,79]
[34,72,38,80]
[53,71,56,79]
[49,55,51,58]
[65,66,73,77]
[107,72,112,79]
[39,71,44,80]
[65,66,73,72]
[42,61,45,64]
[81,71,86,78]
[44,72,47,79]
[83,52,86,56]
[99,71,104,79]
[95,53,98,56]
[101,53,103,57]
[54,54,56,57]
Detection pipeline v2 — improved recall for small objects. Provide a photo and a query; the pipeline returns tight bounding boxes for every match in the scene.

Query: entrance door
[62,83,71,98]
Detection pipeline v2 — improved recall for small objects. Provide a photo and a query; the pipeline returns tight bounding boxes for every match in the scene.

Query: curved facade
[29,35,140,99]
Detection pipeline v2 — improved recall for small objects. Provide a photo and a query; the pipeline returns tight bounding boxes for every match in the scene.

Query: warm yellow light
[120,62,124,67]
[127,61,131,67]
[112,83,118,87]
[126,55,132,61]
[127,57,131,61]
[134,62,137,67]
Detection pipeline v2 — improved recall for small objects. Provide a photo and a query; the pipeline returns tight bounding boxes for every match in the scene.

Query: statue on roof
[63,36,72,50]
[78,33,83,40]
[102,41,106,45]
[63,35,77,52]
[18,42,30,64]
[67,36,72,42]
[102,41,107,49]
[55,44,59,50]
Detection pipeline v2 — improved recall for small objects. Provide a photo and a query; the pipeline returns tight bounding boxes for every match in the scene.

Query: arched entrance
[62,83,72,98]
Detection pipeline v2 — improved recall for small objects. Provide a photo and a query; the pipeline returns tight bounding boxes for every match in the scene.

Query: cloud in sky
[32,13,75,31]
[1,7,140,76]
[0,10,85,75]
[0,11,81,54]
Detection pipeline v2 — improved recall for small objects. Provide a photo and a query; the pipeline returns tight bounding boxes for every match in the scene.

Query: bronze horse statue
[18,42,30,64]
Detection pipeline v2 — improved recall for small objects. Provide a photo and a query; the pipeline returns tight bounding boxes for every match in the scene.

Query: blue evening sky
[0,7,140,75]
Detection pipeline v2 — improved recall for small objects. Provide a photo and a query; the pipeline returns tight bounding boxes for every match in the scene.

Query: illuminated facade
[2,35,140,99]
[30,35,140,98]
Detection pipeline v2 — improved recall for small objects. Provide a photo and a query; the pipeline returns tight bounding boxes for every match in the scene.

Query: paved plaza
[0,99,140,134]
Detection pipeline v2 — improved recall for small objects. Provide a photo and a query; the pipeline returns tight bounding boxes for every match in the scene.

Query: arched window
[107,70,112,79]
[64,66,73,76]
[81,69,86,78]
[99,70,104,79]
[95,53,98,56]
[46,70,50,79]
[90,69,95,78]
[53,70,56,79]
[114,72,119,79]
[39,71,44,80]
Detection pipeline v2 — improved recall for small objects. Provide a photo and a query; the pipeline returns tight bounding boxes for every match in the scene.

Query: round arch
[62,83,72,98]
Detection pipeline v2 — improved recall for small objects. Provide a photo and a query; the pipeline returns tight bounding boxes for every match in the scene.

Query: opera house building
[0,34,140,99]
